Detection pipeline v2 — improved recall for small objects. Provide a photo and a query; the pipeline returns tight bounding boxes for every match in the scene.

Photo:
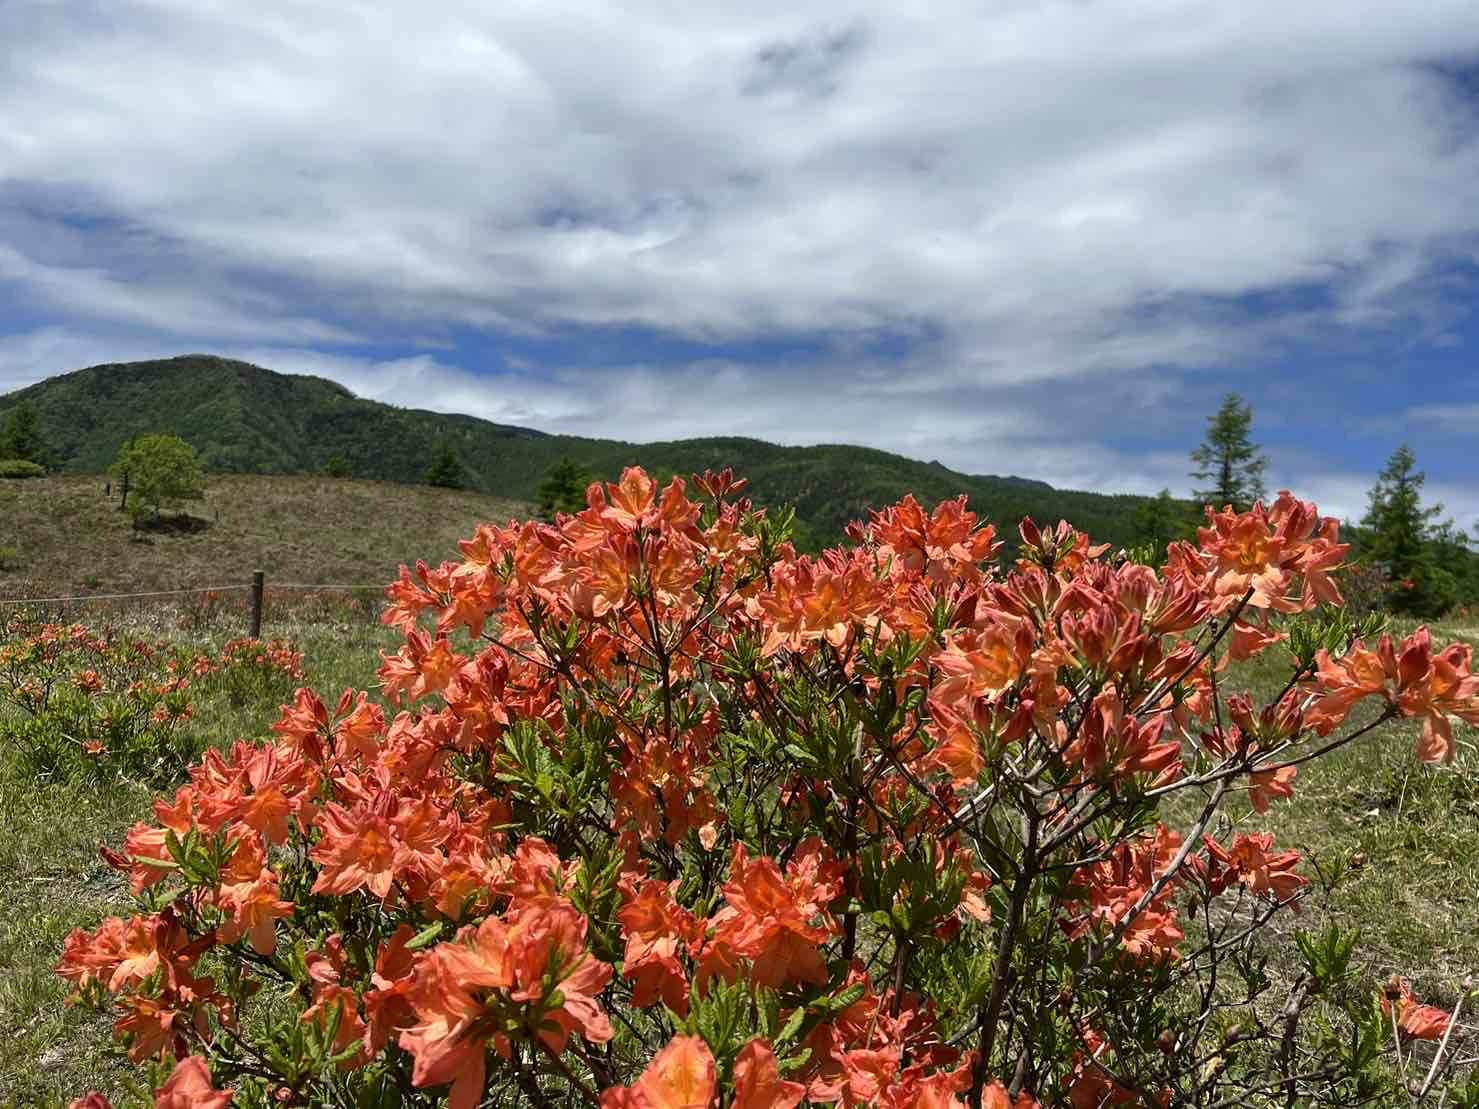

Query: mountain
[0,355,1178,549]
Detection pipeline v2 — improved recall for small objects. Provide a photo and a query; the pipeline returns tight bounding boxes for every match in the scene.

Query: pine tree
[425,440,465,489]
[0,400,49,467]
[1361,444,1451,615]
[1189,393,1268,511]
[538,458,590,521]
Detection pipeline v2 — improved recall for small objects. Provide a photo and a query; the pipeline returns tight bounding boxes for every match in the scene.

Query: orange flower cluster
[53,470,1472,1107]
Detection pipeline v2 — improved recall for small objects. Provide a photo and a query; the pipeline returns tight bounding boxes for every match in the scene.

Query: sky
[2,0,1478,525]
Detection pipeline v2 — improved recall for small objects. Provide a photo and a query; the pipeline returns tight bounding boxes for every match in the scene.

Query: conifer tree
[0,400,49,467]
[1190,393,1268,511]
[1362,444,1452,615]
[425,439,465,489]
[538,457,590,521]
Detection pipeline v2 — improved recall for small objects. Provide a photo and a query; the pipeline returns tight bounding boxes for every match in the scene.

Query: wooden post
[250,571,264,638]
[118,470,129,511]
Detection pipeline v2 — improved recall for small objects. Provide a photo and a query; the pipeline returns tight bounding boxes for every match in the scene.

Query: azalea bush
[0,618,302,780]
[58,468,1479,1108]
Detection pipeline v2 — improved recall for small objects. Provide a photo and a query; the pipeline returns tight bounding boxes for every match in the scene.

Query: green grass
[0,473,527,598]
[1196,619,1479,1046]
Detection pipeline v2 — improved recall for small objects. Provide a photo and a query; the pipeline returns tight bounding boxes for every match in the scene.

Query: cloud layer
[2,0,1478,521]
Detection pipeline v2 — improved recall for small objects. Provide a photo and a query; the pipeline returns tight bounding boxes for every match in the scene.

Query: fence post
[250,571,264,638]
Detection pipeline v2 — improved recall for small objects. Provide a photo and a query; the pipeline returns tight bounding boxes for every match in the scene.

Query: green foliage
[537,457,591,520]
[424,439,464,489]
[320,454,352,478]
[110,433,207,520]
[1129,487,1199,562]
[1189,392,1268,511]
[1286,607,1389,670]
[0,458,45,479]
[0,400,49,467]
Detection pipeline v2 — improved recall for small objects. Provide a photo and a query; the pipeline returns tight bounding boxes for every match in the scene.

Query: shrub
[0,458,46,479]
[59,468,1479,1108]
[0,618,302,782]
[321,454,353,478]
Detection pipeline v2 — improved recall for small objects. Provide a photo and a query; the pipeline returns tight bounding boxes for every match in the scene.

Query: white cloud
[1,0,1478,495]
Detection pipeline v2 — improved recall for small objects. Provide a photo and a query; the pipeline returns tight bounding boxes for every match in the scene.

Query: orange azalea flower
[1248,764,1296,813]
[332,688,387,763]
[364,924,420,1055]
[707,840,844,989]
[378,630,468,705]
[271,686,331,762]
[154,1056,231,1109]
[69,1095,111,1109]
[113,991,201,1063]
[1309,629,1479,763]
[399,904,613,1109]
[310,803,399,900]
[1065,685,1181,787]
[602,466,659,531]
[1067,826,1185,963]
[1199,508,1289,609]
[932,617,1033,709]
[1226,618,1287,663]
[1382,977,1452,1041]
[733,1039,805,1109]
[618,878,701,1013]
[602,1034,716,1109]
[1202,833,1307,901]
[57,914,160,994]
[1393,629,1479,763]
[1194,494,1347,615]
[215,868,294,955]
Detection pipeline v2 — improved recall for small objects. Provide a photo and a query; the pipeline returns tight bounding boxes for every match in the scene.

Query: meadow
[2,480,1478,1107]
[0,474,527,596]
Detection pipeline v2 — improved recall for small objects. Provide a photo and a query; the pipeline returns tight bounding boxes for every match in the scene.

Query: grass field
[0,600,1476,1106]
[0,474,528,597]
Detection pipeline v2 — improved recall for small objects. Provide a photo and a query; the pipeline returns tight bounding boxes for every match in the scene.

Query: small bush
[0,458,45,479]
[0,618,302,782]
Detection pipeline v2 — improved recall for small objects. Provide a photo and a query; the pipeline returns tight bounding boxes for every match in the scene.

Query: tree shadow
[132,513,212,535]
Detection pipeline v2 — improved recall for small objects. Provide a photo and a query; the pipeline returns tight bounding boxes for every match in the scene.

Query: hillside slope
[1,355,1174,547]
[0,474,527,596]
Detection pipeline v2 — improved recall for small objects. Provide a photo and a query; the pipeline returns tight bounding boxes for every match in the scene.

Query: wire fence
[0,574,388,636]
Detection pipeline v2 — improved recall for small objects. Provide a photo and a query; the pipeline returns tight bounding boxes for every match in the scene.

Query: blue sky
[2,0,1478,524]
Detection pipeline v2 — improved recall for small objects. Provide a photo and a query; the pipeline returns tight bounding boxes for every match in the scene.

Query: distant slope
[0,474,529,596]
[0,355,1175,548]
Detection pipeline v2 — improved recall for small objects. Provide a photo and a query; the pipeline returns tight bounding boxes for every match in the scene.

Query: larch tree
[1189,392,1268,511]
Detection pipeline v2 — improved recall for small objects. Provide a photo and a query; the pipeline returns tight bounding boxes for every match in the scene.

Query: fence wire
[0,581,384,608]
